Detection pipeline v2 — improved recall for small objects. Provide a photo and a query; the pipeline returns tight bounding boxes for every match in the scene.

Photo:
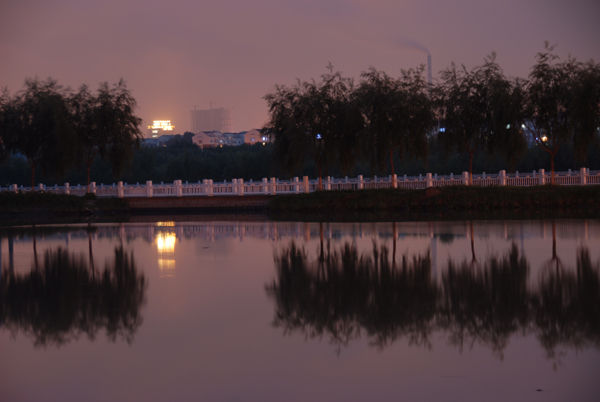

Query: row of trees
[0,78,142,191]
[264,45,600,187]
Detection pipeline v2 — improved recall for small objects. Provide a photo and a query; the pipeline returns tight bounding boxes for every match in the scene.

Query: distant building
[192,129,267,149]
[190,108,233,133]
[148,120,174,138]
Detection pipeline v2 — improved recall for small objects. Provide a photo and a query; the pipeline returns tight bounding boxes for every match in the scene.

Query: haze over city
[2,0,599,134]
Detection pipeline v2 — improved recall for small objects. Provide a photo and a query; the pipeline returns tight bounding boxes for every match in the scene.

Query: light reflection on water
[0,219,599,402]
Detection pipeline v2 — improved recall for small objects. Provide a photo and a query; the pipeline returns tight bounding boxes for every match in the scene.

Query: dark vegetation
[0,190,129,215]
[1,135,599,188]
[269,185,600,214]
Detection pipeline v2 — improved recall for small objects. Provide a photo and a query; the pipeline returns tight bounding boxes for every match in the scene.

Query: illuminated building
[192,129,268,149]
[147,120,175,138]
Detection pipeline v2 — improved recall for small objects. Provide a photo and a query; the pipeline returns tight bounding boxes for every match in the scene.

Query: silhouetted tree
[523,43,600,183]
[71,80,142,191]
[437,53,515,183]
[263,66,360,189]
[7,78,77,190]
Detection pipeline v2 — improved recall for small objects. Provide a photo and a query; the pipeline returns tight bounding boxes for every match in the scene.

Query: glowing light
[156,232,176,253]
[521,124,526,128]
[148,120,174,131]
[506,124,511,129]
[316,134,322,139]
[439,127,445,132]
[157,222,175,227]
[541,135,548,142]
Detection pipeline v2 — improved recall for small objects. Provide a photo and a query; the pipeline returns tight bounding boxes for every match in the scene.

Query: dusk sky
[2,0,599,135]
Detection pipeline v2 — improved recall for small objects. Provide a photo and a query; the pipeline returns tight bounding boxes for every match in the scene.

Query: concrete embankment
[124,195,271,213]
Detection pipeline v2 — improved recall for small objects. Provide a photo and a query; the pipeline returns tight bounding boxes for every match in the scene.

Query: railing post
[176,180,182,197]
[232,179,237,195]
[358,175,364,190]
[118,181,124,198]
[580,167,587,186]
[90,182,96,195]
[271,177,276,195]
[208,180,213,196]
[146,181,153,197]
[39,183,44,192]
[64,183,70,195]
[539,169,545,185]
[392,174,397,189]
[303,176,309,193]
[462,172,469,186]
[326,176,331,191]
[568,169,571,176]
[262,178,268,194]
[294,177,299,194]
[426,173,432,188]
[238,178,244,196]
[499,170,506,186]
[12,184,18,193]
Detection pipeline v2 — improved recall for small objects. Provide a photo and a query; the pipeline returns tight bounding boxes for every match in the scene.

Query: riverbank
[1,185,599,226]
[269,185,600,214]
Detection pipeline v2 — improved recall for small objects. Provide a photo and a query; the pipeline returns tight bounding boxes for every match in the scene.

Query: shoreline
[1,185,599,226]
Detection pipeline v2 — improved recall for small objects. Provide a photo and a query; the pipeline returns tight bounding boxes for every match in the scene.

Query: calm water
[1,219,599,402]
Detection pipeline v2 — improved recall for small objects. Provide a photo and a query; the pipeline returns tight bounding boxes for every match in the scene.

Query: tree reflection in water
[439,243,530,359]
[267,239,600,361]
[0,246,147,348]
[266,241,437,352]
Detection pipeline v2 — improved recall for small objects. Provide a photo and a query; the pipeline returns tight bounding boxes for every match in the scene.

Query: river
[1,219,599,401]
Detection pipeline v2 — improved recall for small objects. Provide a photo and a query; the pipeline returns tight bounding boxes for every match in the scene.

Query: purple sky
[2,0,599,135]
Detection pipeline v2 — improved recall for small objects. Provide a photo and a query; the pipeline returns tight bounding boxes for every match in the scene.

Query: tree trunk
[317,162,323,191]
[87,162,92,193]
[550,152,555,185]
[30,162,36,191]
[468,151,474,186]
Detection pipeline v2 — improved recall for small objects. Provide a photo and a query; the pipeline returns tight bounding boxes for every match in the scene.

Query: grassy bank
[0,191,129,216]
[269,185,600,214]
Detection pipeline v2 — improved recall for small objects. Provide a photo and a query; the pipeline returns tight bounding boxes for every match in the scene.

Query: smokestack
[427,54,432,85]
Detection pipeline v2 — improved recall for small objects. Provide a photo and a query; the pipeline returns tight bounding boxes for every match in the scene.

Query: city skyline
[2,0,599,133]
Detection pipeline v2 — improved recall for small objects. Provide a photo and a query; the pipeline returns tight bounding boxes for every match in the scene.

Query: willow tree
[437,53,514,183]
[264,68,359,190]
[524,44,600,184]
[0,88,13,163]
[8,78,77,190]
[71,80,143,192]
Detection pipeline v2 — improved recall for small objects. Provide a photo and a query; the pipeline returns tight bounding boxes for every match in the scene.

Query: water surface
[1,220,599,401]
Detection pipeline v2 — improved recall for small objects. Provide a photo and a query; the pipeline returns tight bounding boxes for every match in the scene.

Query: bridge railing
[1,168,597,198]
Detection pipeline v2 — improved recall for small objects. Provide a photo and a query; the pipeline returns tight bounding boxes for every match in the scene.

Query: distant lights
[506,124,511,129]
[316,134,322,139]
[541,135,548,141]
[521,124,526,129]
[439,127,446,132]
[148,120,174,131]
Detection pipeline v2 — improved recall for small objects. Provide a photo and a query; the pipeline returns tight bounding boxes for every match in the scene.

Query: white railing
[1,168,598,198]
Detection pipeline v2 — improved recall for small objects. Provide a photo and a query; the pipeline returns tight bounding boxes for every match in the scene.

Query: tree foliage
[264,67,360,189]
[437,54,520,182]
[71,80,143,190]
[6,78,77,190]
[524,43,600,183]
